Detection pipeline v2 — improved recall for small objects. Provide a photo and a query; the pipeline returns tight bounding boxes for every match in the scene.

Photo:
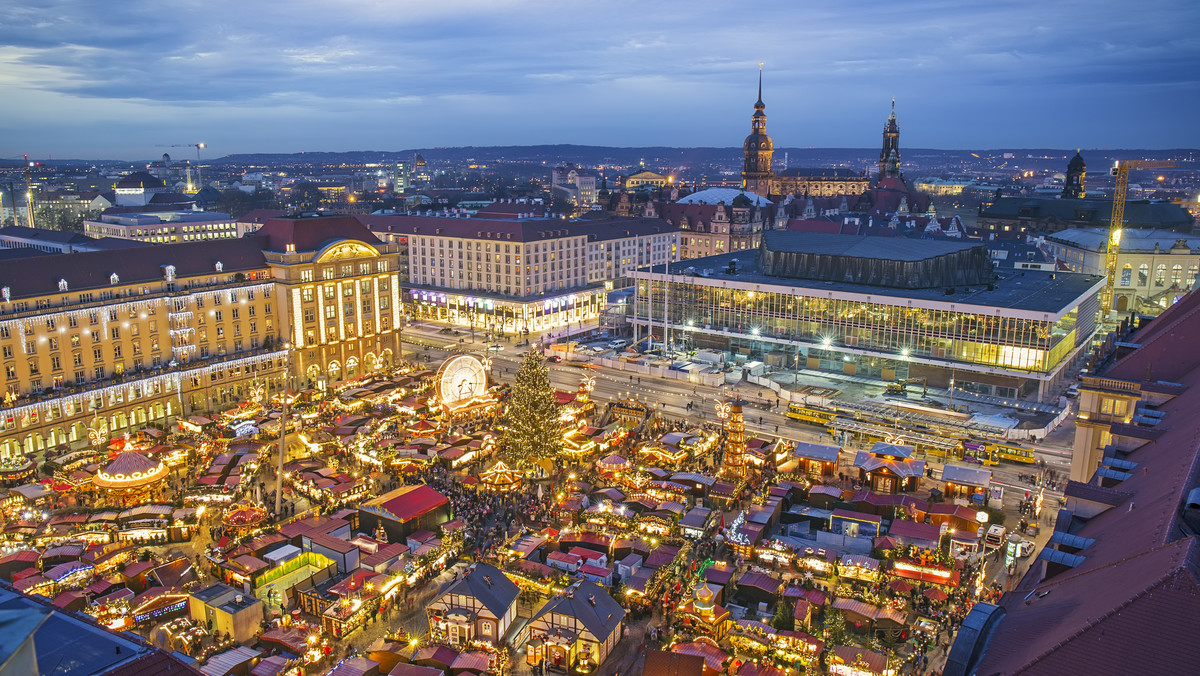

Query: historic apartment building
[0,215,404,460]
[660,187,777,260]
[363,213,677,334]
[1042,228,1200,315]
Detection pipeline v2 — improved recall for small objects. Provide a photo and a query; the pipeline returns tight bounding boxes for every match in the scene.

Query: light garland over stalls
[0,349,287,424]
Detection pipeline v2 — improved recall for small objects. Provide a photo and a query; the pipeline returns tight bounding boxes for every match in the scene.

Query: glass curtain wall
[636,279,1079,375]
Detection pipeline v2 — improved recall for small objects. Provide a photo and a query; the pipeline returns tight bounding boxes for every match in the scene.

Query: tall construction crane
[23,154,36,229]
[155,142,207,191]
[1099,159,1176,320]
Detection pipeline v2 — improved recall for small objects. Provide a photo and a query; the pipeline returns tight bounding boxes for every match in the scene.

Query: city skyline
[2,0,1199,159]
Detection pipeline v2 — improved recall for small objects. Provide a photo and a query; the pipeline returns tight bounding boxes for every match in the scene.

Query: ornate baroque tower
[741,68,774,196]
[879,99,901,180]
[1062,150,1086,199]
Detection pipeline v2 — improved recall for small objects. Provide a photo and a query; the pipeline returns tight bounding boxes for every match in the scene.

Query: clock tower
[741,67,774,196]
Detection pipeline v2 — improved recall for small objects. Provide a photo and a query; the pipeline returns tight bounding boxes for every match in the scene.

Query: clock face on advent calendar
[436,354,488,408]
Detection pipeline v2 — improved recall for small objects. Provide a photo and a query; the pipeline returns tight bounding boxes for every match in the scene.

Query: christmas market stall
[91,452,168,506]
[478,461,523,492]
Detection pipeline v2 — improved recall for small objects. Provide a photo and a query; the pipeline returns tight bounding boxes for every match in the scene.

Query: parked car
[1007,533,1035,558]
[487,344,504,352]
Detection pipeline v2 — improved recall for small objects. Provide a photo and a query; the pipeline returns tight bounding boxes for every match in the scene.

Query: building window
[1138,264,1149,286]
[1120,265,1132,287]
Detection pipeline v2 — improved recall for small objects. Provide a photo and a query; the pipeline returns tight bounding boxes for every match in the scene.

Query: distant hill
[3,146,1193,168]
[208,145,1198,168]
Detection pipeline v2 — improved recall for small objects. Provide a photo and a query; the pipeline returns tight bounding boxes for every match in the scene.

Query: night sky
[2,0,1198,159]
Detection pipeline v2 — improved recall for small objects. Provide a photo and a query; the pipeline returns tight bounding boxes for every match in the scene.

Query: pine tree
[501,350,563,468]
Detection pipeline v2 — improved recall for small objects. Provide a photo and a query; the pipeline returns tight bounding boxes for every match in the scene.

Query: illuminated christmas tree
[501,350,563,468]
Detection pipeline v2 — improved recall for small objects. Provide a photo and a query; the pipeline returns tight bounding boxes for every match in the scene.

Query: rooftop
[360,484,449,522]
[532,580,625,642]
[0,236,268,301]
[952,286,1200,676]
[1045,227,1200,253]
[363,213,677,243]
[675,188,772,207]
[432,562,518,619]
[641,240,1103,317]
[256,215,382,253]
[981,196,1193,229]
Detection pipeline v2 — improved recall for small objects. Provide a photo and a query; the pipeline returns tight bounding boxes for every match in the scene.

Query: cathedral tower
[1062,150,1086,199]
[879,99,901,180]
[741,67,774,196]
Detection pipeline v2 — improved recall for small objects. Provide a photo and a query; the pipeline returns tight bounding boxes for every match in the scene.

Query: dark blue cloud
[0,0,1197,158]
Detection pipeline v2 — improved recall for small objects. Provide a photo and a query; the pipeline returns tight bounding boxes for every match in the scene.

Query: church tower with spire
[1062,150,1086,199]
[878,99,902,180]
[741,66,774,196]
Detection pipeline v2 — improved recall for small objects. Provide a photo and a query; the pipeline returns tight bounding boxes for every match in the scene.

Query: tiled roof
[1062,480,1131,507]
[960,285,1200,675]
[0,225,96,244]
[531,580,624,642]
[256,215,382,253]
[431,563,518,620]
[363,212,675,243]
[975,539,1200,675]
[0,236,268,300]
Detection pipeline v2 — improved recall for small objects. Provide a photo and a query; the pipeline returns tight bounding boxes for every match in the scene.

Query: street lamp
[275,341,291,516]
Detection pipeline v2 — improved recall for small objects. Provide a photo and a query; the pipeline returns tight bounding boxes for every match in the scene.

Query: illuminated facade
[0,215,404,461]
[368,214,676,334]
[0,238,285,460]
[261,216,405,386]
[633,233,1103,400]
[773,168,869,197]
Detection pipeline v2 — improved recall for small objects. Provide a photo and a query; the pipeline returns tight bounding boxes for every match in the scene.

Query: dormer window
[110,273,120,285]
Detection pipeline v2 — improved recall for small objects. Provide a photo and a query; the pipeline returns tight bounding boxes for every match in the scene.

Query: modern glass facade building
[632,233,1103,401]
